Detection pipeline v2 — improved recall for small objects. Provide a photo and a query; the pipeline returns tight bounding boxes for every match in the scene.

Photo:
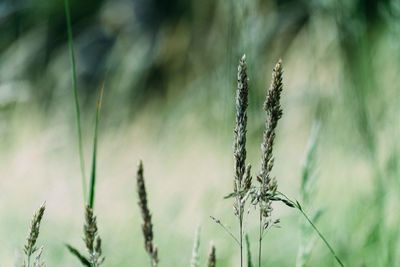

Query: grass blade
[88,84,104,208]
[64,0,87,202]
[65,244,91,267]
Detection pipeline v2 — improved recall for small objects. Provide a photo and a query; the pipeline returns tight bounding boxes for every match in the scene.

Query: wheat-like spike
[259,59,283,219]
[233,55,250,267]
[137,161,159,267]
[207,243,216,267]
[256,59,284,267]
[234,54,249,209]
[83,206,104,266]
[24,203,46,258]
[84,206,98,254]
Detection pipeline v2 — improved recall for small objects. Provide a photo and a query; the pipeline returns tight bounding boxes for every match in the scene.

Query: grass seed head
[137,161,159,267]
[84,205,98,253]
[234,54,250,218]
[83,205,104,266]
[258,59,284,220]
[24,203,46,257]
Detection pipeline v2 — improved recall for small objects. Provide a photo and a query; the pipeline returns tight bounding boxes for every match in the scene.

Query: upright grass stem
[64,0,87,202]
[88,85,104,208]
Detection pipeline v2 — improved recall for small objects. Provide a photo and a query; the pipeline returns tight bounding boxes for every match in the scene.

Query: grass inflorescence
[136,161,159,267]
[23,203,46,267]
[255,59,283,267]
[66,206,105,267]
[233,54,252,267]
[216,55,345,267]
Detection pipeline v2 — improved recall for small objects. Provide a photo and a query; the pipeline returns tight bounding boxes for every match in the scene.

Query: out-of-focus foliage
[0,0,397,114]
[1,0,400,266]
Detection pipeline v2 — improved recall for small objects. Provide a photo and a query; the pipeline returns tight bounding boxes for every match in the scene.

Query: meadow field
[0,0,400,266]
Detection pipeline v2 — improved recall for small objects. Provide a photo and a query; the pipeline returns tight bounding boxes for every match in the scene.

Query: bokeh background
[1,0,400,266]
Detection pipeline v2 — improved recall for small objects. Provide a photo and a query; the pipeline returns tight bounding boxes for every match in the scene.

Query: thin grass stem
[64,0,87,202]
[277,192,345,267]
[210,216,240,246]
[297,209,345,267]
[88,84,104,208]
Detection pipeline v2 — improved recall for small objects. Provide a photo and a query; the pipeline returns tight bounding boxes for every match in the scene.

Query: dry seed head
[83,205,104,266]
[243,164,252,195]
[84,205,98,253]
[137,161,159,267]
[24,203,46,257]
[95,237,102,255]
[234,54,249,193]
[260,59,283,183]
[233,55,252,219]
[259,59,283,219]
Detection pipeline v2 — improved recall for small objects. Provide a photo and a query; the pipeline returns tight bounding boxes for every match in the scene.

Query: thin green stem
[64,0,87,202]
[239,217,243,267]
[210,216,240,246]
[88,86,104,209]
[277,192,345,267]
[298,209,345,267]
[258,210,262,267]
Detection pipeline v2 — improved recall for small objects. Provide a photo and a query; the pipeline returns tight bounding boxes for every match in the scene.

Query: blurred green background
[0,0,400,266]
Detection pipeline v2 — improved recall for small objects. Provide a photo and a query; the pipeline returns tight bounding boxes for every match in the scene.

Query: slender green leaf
[65,244,91,267]
[64,0,87,202]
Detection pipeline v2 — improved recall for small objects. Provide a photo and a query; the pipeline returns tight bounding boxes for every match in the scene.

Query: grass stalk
[245,234,254,267]
[296,122,321,267]
[64,0,87,202]
[233,54,251,267]
[88,85,104,208]
[257,59,283,267]
[210,216,240,245]
[298,208,344,267]
[277,192,345,267]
